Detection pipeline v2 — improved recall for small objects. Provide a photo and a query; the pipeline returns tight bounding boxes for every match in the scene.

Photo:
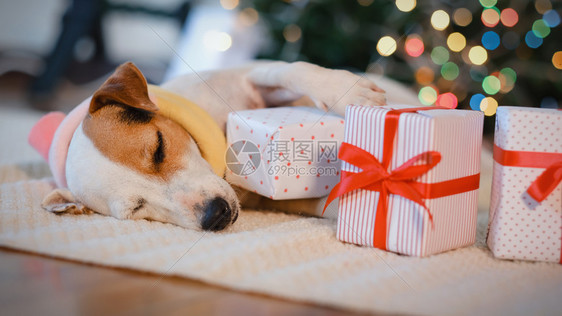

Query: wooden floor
[0,247,368,315]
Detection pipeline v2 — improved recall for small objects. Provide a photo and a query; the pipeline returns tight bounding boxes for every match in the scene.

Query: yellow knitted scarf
[148,85,226,177]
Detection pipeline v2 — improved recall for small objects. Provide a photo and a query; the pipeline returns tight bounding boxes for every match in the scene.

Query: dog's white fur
[65,123,237,229]
[42,61,419,231]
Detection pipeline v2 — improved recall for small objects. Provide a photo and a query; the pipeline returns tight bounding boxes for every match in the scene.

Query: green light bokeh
[482,76,501,95]
[441,62,459,80]
[431,46,449,65]
[499,67,517,85]
[418,86,438,105]
[532,19,551,38]
[479,0,497,8]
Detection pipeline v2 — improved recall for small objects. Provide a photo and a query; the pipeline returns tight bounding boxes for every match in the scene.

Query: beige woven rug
[1,107,561,315]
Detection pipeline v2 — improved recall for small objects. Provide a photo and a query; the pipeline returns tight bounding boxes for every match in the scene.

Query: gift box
[487,106,562,263]
[226,106,345,200]
[324,104,484,257]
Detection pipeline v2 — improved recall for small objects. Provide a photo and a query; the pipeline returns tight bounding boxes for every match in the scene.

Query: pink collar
[28,98,90,187]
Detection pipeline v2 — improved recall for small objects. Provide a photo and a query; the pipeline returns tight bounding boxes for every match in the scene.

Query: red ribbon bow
[493,144,562,203]
[324,143,441,249]
[333,143,441,221]
[323,106,480,250]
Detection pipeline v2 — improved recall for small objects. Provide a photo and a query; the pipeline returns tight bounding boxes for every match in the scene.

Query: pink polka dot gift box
[226,106,344,200]
[324,104,484,257]
[487,106,562,263]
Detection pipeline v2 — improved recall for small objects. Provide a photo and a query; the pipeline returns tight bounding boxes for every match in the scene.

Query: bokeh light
[482,75,501,95]
[543,10,560,27]
[431,46,449,65]
[239,8,259,26]
[525,30,543,48]
[532,19,551,38]
[481,8,500,27]
[283,24,302,42]
[470,94,486,111]
[431,10,450,31]
[480,97,498,116]
[395,0,416,12]
[499,67,517,93]
[447,32,466,52]
[441,62,459,80]
[418,86,438,105]
[203,31,232,51]
[377,36,397,56]
[479,0,497,8]
[415,67,435,85]
[553,51,562,69]
[220,0,239,10]
[502,31,520,50]
[453,8,472,26]
[535,0,552,14]
[499,67,517,83]
[482,31,500,50]
[436,92,458,108]
[468,46,488,65]
[245,0,559,117]
[500,8,519,27]
[405,35,424,57]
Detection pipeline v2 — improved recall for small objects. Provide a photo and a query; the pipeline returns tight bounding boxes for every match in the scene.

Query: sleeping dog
[30,61,417,231]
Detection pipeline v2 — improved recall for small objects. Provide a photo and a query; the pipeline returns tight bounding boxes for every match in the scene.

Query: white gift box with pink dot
[488,106,562,263]
[226,106,345,200]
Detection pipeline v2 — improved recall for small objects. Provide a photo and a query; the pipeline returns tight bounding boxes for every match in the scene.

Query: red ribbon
[493,144,562,202]
[323,107,480,250]
[493,144,562,264]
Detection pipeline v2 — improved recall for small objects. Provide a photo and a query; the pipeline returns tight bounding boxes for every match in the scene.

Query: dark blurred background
[243,0,561,134]
[0,0,560,131]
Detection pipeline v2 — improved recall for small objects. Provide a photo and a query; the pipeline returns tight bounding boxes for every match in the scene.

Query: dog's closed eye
[153,131,165,167]
[132,198,146,214]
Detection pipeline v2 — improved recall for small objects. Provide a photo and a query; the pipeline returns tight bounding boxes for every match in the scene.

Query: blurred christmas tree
[239,0,561,124]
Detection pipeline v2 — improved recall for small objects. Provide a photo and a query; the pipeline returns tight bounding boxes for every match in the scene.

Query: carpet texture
[1,108,561,315]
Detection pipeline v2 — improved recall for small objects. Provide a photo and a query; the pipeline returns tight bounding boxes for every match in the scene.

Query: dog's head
[42,63,239,231]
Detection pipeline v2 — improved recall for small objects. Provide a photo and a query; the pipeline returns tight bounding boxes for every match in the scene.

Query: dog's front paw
[41,188,94,215]
[312,69,386,116]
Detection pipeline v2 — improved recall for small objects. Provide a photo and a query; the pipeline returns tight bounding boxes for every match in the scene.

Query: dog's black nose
[201,197,233,231]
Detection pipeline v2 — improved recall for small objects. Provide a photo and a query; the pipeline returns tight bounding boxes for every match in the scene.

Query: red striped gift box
[325,104,484,257]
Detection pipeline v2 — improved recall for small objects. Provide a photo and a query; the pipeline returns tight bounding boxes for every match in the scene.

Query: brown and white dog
[38,61,418,231]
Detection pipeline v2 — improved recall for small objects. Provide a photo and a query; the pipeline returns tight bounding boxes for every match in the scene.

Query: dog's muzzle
[201,197,236,231]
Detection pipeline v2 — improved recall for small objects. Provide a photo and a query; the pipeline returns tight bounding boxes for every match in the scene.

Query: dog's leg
[247,61,386,116]
[241,62,386,219]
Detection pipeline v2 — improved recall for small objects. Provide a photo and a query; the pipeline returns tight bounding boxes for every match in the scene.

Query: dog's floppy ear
[89,62,159,114]
[41,188,94,215]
